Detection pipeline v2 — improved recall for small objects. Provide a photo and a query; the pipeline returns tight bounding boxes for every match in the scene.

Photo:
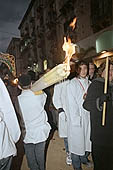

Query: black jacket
[83,78,113,146]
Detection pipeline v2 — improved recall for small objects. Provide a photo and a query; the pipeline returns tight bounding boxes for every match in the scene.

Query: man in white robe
[66,61,92,170]
[53,80,72,165]
[0,78,21,170]
[17,74,51,170]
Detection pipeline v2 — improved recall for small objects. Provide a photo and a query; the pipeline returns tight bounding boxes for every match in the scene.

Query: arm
[66,81,81,125]
[52,83,63,110]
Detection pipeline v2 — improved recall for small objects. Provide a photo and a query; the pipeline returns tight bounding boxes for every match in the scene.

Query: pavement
[15,131,93,170]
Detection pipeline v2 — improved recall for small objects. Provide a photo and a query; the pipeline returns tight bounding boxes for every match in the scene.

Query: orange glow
[69,17,77,30]
[62,37,76,71]
[12,78,18,85]
[101,50,107,54]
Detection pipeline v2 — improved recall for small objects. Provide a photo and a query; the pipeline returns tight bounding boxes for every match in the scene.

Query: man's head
[89,62,96,77]
[98,61,113,82]
[27,70,36,83]
[75,60,88,78]
[18,74,31,90]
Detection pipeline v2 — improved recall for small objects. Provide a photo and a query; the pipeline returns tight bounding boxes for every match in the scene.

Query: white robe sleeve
[66,80,81,126]
[53,83,63,109]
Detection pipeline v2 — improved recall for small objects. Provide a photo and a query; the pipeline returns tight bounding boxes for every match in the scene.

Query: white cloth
[66,77,91,155]
[58,111,67,138]
[0,78,21,159]
[53,80,69,137]
[18,90,51,144]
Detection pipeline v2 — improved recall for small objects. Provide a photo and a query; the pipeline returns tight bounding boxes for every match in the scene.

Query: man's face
[89,63,95,76]
[79,64,88,78]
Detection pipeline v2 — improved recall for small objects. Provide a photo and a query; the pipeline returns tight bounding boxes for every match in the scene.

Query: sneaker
[66,152,72,165]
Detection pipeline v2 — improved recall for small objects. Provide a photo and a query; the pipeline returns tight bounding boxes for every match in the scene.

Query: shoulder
[67,78,78,89]
[34,90,44,95]
[70,77,77,83]
[92,78,104,86]
[88,78,103,91]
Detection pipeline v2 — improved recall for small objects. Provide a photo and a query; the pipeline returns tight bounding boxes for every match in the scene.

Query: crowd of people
[0,59,113,170]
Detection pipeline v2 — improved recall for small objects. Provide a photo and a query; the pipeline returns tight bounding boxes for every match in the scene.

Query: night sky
[0,0,30,52]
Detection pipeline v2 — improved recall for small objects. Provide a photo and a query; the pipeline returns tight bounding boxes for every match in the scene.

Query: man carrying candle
[83,61,113,170]
[17,74,51,170]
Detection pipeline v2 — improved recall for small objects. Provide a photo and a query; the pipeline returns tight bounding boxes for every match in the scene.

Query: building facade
[7,0,113,73]
[6,37,23,76]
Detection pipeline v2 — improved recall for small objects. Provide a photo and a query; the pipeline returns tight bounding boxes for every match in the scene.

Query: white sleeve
[66,81,80,125]
[53,83,63,109]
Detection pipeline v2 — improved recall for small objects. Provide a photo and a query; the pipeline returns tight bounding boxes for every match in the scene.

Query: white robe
[53,80,69,112]
[53,80,69,138]
[66,77,91,155]
[18,90,51,144]
[0,78,21,159]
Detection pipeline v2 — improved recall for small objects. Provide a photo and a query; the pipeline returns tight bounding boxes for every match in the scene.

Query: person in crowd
[27,70,38,84]
[17,74,51,170]
[53,79,72,165]
[0,77,21,170]
[83,61,113,170]
[88,62,97,81]
[41,69,58,167]
[44,84,57,167]
[66,61,92,170]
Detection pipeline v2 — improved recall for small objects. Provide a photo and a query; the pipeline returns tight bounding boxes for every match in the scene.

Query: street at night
[0,0,113,170]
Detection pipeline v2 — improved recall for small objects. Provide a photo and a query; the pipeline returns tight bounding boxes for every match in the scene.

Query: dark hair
[89,62,98,76]
[18,74,31,89]
[89,62,97,70]
[75,60,88,77]
[28,70,36,81]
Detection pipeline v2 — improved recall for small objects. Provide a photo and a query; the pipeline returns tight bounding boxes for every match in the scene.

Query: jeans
[24,141,45,170]
[64,138,69,153]
[71,153,88,169]
[0,156,12,170]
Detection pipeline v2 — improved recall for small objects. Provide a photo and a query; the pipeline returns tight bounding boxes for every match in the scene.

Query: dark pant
[0,156,12,170]
[71,153,89,169]
[24,142,45,170]
[92,143,113,170]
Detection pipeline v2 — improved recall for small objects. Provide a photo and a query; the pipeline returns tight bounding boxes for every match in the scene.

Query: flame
[62,18,77,72]
[69,17,77,30]
[62,37,76,71]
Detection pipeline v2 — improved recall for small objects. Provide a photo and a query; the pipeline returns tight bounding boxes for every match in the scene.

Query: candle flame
[69,17,77,30]
[62,37,76,71]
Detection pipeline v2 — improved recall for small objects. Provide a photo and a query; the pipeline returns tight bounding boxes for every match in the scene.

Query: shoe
[66,152,72,165]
